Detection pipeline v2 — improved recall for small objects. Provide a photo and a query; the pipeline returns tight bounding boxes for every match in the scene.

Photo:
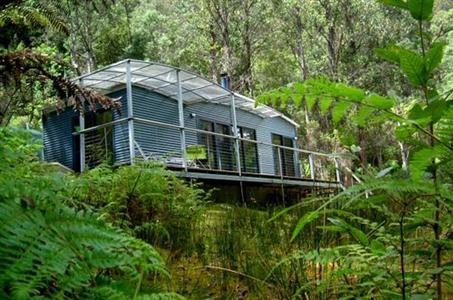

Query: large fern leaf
[0,199,168,299]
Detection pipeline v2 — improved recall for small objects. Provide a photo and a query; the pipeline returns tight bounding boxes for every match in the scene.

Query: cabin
[42,59,341,202]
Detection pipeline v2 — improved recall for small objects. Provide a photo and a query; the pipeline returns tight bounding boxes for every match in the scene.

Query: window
[215,123,234,171]
[272,134,296,177]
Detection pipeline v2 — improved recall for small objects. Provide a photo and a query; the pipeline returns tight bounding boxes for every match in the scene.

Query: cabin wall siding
[107,90,130,164]
[42,108,77,169]
[127,86,298,175]
[42,90,129,169]
[42,86,298,175]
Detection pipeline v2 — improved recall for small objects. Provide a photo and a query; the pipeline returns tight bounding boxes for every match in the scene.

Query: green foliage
[0,127,182,299]
[1,0,453,298]
[265,0,453,298]
[378,0,434,20]
[407,0,434,21]
[0,200,167,299]
[258,78,398,128]
[0,1,67,33]
[332,102,353,124]
[409,145,440,180]
[188,203,333,299]
[378,0,409,9]
[73,161,208,255]
[376,42,446,87]
[275,172,453,298]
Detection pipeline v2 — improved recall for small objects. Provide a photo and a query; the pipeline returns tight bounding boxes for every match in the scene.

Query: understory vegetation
[1,0,453,299]
[0,127,335,299]
[2,124,452,298]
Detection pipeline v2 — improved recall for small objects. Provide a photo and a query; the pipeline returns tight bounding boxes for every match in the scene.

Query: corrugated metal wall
[42,85,298,175]
[108,90,130,164]
[42,90,130,170]
[42,108,77,169]
[128,86,298,175]
[132,87,181,159]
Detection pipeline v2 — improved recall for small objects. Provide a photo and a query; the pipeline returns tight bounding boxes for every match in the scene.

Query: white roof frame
[74,59,299,127]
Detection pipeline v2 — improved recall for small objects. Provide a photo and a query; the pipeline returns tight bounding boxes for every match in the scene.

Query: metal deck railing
[75,117,346,187]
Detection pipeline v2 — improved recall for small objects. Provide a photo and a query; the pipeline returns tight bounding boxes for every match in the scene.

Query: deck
[168,165,341,189]
[78,116,345,191]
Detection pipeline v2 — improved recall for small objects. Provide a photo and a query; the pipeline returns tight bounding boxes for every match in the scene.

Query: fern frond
[257,77,398,127]
[437,104,453,144]
[0,199,167,299]
[0,1,67,33]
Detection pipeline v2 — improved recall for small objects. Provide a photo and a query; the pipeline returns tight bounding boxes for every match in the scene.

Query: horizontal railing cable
[77,116,346,184]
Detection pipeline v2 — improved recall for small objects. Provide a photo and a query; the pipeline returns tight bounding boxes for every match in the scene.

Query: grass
[155,202,328,299]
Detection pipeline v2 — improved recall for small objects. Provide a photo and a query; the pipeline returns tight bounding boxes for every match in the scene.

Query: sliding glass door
[239,127,259,173]
[272,134,296,177]
[198,120,234,171]
[215,123,234,171]
[198,120,217,169]
[197,120,259,173]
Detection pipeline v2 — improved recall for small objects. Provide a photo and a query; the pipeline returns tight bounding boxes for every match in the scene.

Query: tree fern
[0,0,67,33]
[0,199,169,299]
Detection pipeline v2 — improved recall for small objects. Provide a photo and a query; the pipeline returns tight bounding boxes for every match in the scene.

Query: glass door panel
[272,134,295,177]
[198,120,217,169]
[240,127,259,173]
[215,123,234,171]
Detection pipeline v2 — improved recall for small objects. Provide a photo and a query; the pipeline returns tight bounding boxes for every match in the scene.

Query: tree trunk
[241,0,254,95]
[318,0,339,79]
[208,24,219,83]
[291,6,309,81]
[207,0,234,87]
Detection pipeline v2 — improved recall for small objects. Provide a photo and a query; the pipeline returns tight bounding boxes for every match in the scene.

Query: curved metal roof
[74,59,299,127]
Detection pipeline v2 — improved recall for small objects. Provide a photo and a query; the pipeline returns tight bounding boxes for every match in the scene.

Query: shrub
[72,161,209,255]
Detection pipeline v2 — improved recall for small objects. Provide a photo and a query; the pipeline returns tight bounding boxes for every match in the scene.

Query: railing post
[334,157,341,184]
[79,112,85,172]
[277,146,285,204]
[230,94,242,175]
[104,127,108,161]
[176,70,187,171]
[277,147,283,179]
[309,154,315,180]
[126,59,135,165]
[78,77,86,172]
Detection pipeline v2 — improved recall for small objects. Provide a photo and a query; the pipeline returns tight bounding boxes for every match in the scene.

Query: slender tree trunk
[122,0,133,46]
[358,129,368,173]
[208,24,219,82]
[207,0,234,87]
[318,0,339,79]
[399,212,406,300]
[419,20,442,299]
[72,3,97,72]
[292,6,309,81]
[241,0,254,95]
[398,141,410,172]
[326,24,338,78]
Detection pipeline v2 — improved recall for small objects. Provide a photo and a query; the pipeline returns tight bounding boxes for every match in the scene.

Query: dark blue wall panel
[42,108,77,169]
[107,90,130,164]
[42,85,298,176]
[127,86,298,175]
